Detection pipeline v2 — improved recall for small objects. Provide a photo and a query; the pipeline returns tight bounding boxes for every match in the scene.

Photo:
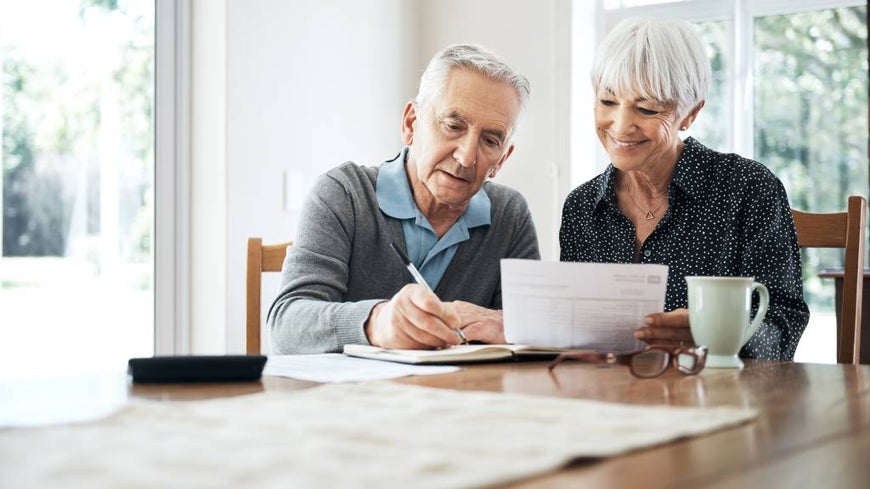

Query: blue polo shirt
[376,148,492,290]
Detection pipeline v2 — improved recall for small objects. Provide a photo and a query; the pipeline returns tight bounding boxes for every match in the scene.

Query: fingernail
[634,331,645,339]
[643,317,653,325]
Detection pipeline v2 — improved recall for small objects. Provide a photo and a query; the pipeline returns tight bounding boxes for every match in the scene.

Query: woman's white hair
[592,18,711,118]
[415,44,530,137]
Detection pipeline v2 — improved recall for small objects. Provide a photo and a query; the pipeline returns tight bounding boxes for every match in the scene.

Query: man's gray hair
[415,44,530,134]
[592,18,711,118]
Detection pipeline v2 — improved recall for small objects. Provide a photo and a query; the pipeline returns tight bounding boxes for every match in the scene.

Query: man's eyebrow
[440,110,467,122]
[439,109,507,141]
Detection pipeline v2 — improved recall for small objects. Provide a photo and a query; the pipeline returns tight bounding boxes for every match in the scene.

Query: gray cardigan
[267,159,540,354]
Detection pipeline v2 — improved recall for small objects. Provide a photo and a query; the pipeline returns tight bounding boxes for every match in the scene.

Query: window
[0,0,156,378]
[594,0,868,363]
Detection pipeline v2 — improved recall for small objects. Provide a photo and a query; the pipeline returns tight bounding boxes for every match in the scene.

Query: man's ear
[680,101,705,130]
[401,101,418,146]
[488,144,514,179]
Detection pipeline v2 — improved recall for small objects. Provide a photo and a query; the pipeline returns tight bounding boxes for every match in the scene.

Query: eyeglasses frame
[547,344,708,379]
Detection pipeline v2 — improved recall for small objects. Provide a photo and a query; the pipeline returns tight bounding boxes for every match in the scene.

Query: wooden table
[129,360,870,488]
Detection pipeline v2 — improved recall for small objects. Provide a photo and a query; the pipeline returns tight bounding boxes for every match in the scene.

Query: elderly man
[268,44,539,354]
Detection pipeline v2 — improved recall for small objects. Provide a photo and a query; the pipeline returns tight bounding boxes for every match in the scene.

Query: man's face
[402,68,520,215]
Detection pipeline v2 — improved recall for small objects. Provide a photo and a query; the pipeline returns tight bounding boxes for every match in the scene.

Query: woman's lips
[610,136,646,148]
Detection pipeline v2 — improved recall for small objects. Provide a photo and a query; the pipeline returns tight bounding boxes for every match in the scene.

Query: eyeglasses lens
[677,353,699,374]
[629,349,669,378]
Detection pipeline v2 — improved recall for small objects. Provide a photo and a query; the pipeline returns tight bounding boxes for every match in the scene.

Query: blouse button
[643,249,652,257]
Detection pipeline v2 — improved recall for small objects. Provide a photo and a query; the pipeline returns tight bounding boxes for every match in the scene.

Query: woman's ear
[680,101,705,131]
[401,101,418,146]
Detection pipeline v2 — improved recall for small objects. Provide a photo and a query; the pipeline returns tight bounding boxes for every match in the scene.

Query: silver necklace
[625,182,668,220]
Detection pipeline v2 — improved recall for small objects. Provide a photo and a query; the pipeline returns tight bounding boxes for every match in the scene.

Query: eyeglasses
[547,345,708,379]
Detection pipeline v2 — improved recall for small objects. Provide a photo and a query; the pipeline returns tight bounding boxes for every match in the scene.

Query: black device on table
[128,355,267,383]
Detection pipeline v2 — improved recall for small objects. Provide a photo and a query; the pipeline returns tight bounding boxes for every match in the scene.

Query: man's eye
[443,121,463,131]
[484,137,501,148]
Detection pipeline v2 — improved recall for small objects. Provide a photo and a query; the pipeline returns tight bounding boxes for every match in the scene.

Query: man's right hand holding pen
[364,284,465,349]
[365,242,506,349]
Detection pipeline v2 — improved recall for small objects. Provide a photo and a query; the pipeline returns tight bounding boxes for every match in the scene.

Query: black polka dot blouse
[560,137,809,360]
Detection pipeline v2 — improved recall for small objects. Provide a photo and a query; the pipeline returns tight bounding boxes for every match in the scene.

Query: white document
[501,259,669,352]
[263,354,458,383]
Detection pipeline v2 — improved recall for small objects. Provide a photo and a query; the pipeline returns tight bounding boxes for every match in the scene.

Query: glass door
[0,0,155,378]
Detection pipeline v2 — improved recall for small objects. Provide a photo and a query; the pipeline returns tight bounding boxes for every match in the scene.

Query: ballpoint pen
[389,242,469,345]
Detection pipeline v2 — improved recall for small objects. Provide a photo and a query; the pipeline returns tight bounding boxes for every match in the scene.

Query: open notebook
[343,344,569,365]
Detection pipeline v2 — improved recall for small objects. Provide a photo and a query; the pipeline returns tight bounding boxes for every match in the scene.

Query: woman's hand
[634,308,694,347]
[452,301,506,344]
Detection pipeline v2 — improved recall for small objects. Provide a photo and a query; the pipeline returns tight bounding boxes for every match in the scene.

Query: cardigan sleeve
[266,173,381,354]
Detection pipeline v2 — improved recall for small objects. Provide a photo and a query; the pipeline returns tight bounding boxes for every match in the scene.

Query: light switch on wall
[282,171,307,212]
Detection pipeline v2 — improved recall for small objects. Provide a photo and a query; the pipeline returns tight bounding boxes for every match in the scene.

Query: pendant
[644,210,655,220]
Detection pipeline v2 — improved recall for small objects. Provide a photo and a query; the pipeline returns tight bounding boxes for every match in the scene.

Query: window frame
[155,0,191,354]
[597,0,866,161]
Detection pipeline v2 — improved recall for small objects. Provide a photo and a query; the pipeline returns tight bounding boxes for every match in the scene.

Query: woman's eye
[638,107,658,115]
[599,99,616,107]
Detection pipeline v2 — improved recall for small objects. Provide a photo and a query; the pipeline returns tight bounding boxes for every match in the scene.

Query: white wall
[221,0,419,352]
[416,0,573,262]
[191,0,226,353]
[193,0,577,353]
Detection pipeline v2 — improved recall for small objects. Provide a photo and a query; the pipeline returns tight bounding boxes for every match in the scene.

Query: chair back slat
[792,196,866,364]
[246,238,293,355]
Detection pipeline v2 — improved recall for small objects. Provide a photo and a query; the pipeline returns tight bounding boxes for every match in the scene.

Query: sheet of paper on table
[263,354,459,382]
[501,259,669,351]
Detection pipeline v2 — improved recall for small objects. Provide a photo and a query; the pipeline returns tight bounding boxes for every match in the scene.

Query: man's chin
[431,192,473,209]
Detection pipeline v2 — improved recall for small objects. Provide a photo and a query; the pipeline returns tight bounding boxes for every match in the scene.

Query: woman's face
[594,91,688,175]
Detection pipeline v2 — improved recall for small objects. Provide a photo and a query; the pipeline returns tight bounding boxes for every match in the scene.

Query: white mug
[686,276,769,369]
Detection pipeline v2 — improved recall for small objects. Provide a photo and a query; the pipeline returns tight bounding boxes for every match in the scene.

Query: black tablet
[128,355,268,383]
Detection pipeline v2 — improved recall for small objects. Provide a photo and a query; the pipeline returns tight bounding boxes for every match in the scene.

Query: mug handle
[742,282,770,345]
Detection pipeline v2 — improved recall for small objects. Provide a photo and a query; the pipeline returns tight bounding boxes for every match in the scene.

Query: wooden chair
[246,237,292,354]
[792,195,866,364]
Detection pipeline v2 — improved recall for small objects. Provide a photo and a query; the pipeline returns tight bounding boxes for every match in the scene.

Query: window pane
[754,6,868,361]
[689,20,729,152]
[603,0,686,9]
[0,0,155,378]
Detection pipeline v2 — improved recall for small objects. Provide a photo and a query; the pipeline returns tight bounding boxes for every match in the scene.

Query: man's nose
[453,136,479,167]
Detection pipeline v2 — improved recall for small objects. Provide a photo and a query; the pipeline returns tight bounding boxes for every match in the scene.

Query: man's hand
[453,301,506,344]
[365,284,462,349]
[634,308,694,347]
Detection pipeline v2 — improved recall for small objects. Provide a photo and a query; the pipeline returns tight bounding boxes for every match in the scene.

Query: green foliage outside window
[1,0,153,266]
[755,6,868,308]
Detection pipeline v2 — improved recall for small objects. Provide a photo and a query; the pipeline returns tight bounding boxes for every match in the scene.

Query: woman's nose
[611,108,636,134]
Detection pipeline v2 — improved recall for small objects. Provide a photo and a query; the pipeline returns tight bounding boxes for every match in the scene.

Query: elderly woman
[560,18,809,360]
